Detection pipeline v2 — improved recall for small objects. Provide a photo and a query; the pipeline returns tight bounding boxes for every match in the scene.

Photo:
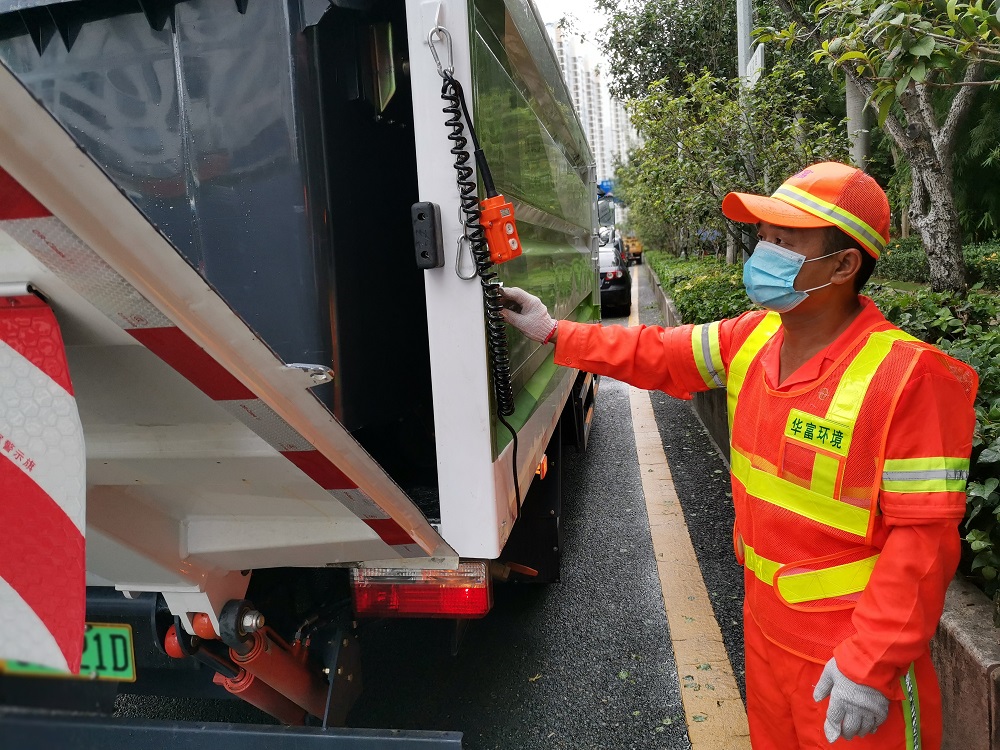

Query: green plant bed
[873,237,1000,291]
[647,251,1000,601]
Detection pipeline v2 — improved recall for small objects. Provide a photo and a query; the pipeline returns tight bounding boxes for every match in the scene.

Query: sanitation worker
[501,162,977,749]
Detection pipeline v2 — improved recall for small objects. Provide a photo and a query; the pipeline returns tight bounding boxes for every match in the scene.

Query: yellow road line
[627,271,751,748]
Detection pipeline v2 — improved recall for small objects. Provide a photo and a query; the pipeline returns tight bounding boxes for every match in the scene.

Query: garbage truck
[0,0,599,744]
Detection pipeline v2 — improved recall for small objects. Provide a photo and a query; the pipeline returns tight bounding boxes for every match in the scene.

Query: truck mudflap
[0,27,455,666]
[0,709,464,749]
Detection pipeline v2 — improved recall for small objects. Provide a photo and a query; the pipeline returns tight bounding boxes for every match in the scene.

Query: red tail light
[351,561,492,618]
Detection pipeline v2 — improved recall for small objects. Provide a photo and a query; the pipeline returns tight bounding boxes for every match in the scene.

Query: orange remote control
[480,195,522,264]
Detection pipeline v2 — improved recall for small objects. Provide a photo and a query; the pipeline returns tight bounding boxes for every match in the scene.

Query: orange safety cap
[722,162,889,258]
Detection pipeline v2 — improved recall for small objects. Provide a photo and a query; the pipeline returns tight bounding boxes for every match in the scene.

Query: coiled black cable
[440,71,520,506]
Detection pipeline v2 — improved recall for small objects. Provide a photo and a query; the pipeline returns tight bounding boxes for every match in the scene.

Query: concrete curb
[640,261,1000,748]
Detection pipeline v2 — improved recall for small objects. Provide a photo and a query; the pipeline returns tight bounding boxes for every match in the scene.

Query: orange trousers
[744,606,942,749]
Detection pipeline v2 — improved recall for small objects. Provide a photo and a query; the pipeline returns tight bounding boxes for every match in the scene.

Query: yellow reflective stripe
[732,448,870,536]
[810,452,840,497]
[882,456,970,493]
[691,321,725,388]
[743,544,781,585]
[773,184,886,258]
[743,543,879,604]
[825,330,916,425]
[777,554,879,604]
[884,456,970,472]
[882,478,968,493]
[727,312,781,431]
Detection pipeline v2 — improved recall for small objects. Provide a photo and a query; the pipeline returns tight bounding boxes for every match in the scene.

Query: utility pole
[845,79,872,170]
[732,0,756,264]
[736,0,752,84]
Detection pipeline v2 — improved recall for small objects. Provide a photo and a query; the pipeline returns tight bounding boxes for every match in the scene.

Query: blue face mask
[743,241,835,313]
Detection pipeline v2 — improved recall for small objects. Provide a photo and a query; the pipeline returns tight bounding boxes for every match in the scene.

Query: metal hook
[455,235,476,280]
[427,26,454,78]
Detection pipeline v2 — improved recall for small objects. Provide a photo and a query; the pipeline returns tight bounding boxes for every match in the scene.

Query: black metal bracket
[412,202,444,270]
[219,599,256,656]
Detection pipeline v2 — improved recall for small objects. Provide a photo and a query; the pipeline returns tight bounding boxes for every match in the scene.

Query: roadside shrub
[646,251,750,323]
[872,237,928,284]
[965,241,1000,290]
[873,237,1000,290]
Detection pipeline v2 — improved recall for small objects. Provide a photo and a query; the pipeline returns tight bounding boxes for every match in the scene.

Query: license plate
[1,622,136,682]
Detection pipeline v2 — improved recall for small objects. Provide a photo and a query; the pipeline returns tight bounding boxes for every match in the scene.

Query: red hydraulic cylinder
[163,623,315,726]
[213,670,307,726]
[230,629,329,720]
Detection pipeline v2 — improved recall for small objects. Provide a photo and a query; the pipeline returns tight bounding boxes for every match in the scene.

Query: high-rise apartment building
[546,21,638,185]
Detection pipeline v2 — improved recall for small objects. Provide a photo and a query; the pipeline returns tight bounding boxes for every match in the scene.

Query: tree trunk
[854,64,984,293]
[726,231,738,265]
[907,142,967,292]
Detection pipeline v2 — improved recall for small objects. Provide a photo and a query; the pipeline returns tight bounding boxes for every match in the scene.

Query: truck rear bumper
[0,708,464,749]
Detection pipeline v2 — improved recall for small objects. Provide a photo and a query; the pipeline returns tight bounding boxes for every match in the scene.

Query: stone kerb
[641,261,1000,748]
[643,263,730,461]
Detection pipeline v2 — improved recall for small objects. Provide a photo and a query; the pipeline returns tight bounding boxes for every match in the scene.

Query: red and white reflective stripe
[0,168,420,555]
[0,294,85,673]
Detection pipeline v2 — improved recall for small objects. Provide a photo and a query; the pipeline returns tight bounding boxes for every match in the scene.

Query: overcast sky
[532,0,608,64]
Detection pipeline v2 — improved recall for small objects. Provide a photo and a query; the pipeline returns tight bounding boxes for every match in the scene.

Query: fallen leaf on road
[528,673,542,682]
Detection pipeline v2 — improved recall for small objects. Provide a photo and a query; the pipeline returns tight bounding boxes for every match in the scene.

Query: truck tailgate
[0,56,454,668]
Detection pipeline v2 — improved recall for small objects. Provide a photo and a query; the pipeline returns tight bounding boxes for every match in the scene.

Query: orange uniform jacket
[554,297,976,697]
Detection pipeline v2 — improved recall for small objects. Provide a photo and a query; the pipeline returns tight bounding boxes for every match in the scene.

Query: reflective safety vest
[697,311,976,662]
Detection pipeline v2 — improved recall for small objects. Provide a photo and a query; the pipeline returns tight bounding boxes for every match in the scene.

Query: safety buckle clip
[427,25,454,79]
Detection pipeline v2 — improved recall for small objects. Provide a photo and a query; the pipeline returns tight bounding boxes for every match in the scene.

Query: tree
[594,0,738,99]
[763,0,1000,291]
[618,64,848,256]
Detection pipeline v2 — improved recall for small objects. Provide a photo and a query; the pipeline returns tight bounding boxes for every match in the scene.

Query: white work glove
[813,658,889,743]
[500,287,558,344]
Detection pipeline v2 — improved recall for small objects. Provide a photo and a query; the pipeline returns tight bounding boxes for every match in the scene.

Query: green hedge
[646,250,1000,598]
[646,253,748,323]
[874,237,1000,289]
[873,237,928,284]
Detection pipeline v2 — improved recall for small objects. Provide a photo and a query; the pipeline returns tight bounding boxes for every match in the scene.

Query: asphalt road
[112,269,747,748]
[348,365,690,750]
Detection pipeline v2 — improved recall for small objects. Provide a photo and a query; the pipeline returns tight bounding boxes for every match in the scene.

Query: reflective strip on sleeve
[731,448,870,537]
[773,184,887,258]
[743,544,879,604]
[882,457,970,493]
[727,313,781,431]
[691,321,726,389]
